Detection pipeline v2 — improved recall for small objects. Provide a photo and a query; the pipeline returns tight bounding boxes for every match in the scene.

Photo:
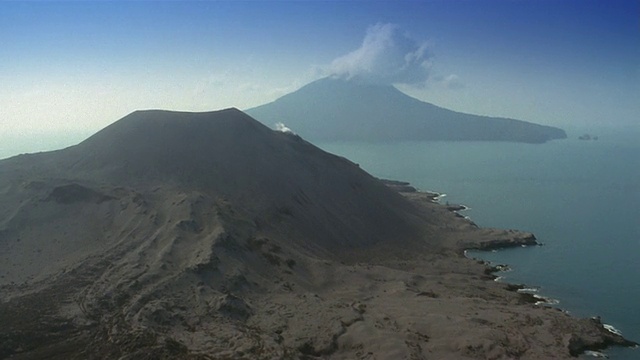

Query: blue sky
[1,0,638,155]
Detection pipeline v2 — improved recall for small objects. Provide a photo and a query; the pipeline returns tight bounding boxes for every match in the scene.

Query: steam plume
[330,23,432,85]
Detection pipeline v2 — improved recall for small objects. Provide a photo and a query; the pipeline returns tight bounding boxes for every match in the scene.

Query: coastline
[1,174,636,358]
[382,178,638,357]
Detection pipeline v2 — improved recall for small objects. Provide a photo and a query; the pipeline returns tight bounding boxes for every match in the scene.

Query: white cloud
[329,23,432,85]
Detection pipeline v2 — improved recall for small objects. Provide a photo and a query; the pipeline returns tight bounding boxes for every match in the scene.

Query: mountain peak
[7,108,417,251]
[247,77,567,143]
[285,77,408,102]
[55,108,304,188]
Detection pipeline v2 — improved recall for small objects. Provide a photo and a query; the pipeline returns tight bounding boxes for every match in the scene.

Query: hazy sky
[1,0,638,154]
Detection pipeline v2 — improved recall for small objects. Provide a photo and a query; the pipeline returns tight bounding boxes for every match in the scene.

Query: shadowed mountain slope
[0,109,629,359]
[247,77,567,143]
[1,108,424,259]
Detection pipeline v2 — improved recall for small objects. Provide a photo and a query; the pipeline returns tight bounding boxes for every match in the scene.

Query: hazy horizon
[1,0,638,158]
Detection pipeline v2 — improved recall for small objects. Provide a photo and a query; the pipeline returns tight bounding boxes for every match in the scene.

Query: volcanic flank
[0,109,632,359]
[247,77,567,143]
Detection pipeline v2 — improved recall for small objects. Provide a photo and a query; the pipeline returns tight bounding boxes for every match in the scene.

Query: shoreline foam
[387,180,637,357]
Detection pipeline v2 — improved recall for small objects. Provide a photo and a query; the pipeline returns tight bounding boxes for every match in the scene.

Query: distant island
[578,134,599,140]
[247,77,567,144]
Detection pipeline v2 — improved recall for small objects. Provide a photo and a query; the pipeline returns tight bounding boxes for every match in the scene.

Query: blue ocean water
[320,128,639,359]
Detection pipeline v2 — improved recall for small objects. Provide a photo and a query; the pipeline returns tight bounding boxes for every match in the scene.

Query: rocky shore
[384,180,638,357]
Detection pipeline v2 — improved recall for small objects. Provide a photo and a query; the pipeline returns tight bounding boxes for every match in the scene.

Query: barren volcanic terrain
[0,109,632,359]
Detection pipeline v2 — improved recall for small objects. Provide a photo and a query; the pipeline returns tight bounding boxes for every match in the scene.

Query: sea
[320,127,639,359]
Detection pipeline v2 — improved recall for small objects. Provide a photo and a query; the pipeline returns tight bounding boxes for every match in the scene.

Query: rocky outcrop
[467,231,539,251]
[578,134,599,140]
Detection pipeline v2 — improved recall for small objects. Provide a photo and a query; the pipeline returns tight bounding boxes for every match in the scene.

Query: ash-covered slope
[2,108,421,256]
[0,109,630,359]
[247,77,567,143]
[0,108,432,358]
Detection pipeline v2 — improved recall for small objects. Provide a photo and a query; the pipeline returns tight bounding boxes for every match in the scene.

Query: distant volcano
[247,77,567,143]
